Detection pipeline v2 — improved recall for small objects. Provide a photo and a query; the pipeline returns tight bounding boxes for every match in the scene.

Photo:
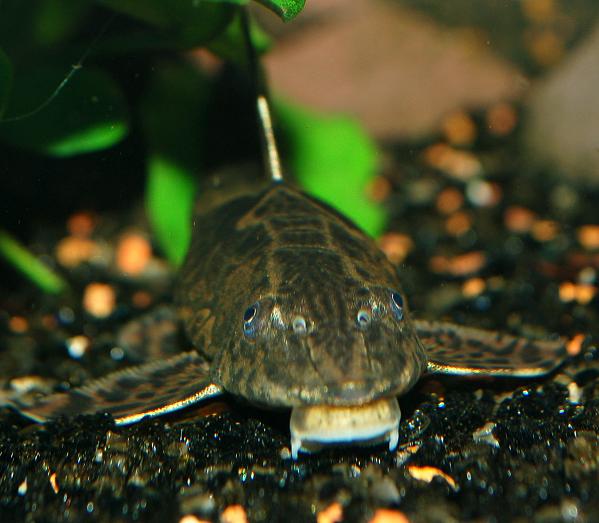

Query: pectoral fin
[414,319,567,377]
[10,352,223,425]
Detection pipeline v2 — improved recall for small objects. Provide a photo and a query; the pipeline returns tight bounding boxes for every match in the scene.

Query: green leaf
[254,0,305,21]
[146,156,197,266]
[97,0,236,47]
[275,99,387,237]
[0,229,67,295]
[32,1,91,46]
[97,0,304,31]
[0,65,128,156]
[0,2,91,69]
[141,62,212,265]
[208,10,271,66]
[0,48,12,118]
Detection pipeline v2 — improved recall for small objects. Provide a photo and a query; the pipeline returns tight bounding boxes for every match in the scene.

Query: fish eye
[243,305,257,322]
[292,316,307,334]
[243,303,259,336]
[390,291,404,321]
[356,309,371,328]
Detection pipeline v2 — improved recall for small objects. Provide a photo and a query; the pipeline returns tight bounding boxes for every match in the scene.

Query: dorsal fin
[241,10,283,184]
[257,94,283,183]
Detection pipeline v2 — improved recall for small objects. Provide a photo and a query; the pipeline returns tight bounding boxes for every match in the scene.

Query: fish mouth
[294,378,403,407]
[289,396,401,459]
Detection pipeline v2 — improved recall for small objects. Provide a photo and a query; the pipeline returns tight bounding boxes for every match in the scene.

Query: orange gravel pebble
[50,472,60,494]
[404,444,423,454]
[368,508,410,523]
[575,285,597,305]
[577,225,599,250]
[67,211,96,237]
[504,206,537,233]
[220,505,247,523]
[132,290,154,309]
[445,211,472,237]
[49,473,59,494]
[567,334,585,357]
[531,220,559,242]
[486,103,518,137]
[441,111,477,146]
[179,516,210,523]
[8,316,28,334]
[41,314,58,330]
[422,143,482,180]
[430,251,486,277]
[436,187,464,215]
[559,282,597,305]
[116,233,152,276]
[378,233,414,265]
[462,277,486,298]
[368,176,393,202]
[55,236,99,268]
[317,502,343,523]
[83,283,116,319]
[407,465,457,490]
[429,256,447,273]
[559,282,577,302]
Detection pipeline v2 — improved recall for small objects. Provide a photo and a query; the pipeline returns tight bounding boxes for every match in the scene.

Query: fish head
[211,280,427,408]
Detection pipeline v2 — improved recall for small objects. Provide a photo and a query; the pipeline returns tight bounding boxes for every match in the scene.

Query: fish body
[177,182,427,408]
[7,177,566,458]
[177,180,429,456]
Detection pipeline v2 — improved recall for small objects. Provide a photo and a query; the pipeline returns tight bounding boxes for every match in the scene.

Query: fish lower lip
[289,397,401,459]
[300,379,393,405]
[326,380,381,402]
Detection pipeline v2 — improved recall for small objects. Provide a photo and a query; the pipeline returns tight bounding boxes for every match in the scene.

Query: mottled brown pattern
[415,320,566,376]
[178,183,428,407]
[116,306,182,362]
[16,353,221,424]
[9,180,568,425]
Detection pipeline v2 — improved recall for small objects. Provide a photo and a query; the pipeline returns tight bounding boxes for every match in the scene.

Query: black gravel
[0,109,598,522]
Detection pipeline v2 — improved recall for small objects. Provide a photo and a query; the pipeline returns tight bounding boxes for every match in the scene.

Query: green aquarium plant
[0,0,385,291]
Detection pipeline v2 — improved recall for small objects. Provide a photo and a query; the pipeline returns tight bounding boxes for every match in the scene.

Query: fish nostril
[292,316,307,334]
[356,309,371,329]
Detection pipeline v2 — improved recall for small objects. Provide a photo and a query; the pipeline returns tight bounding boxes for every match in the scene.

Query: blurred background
[1,0,599,294]
[261,0,599,181]
[0,5,598,521]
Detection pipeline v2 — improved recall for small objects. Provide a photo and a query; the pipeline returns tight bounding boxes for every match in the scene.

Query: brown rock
[265,0,525,139]
[524,21,599,186]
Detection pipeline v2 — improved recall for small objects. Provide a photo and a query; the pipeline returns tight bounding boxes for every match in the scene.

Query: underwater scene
[0,1,598,521]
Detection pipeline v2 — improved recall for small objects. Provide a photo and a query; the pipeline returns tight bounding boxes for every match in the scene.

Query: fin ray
[10,352,222,425]
[414,319,567,377]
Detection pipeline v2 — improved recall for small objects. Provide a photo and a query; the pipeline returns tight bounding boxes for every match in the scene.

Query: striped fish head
[211,278,428,408]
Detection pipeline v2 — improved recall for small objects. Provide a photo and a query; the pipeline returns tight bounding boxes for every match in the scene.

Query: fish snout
[321,379,387,405]
[301,322,427,406]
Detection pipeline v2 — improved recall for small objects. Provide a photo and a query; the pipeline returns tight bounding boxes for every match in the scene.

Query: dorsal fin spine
[257,95,283,183]
[241,9,284,184]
